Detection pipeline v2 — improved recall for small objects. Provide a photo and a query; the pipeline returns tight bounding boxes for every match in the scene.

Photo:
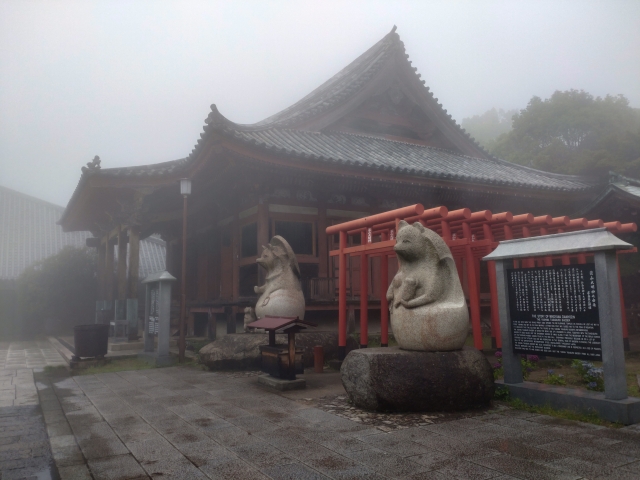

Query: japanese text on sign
[507,265,601,360]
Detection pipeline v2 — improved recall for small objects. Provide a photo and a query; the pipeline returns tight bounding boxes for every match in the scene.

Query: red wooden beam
[326,204,424,235]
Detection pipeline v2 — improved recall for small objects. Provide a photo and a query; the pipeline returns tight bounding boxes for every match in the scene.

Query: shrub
[17,247,97,336]
[543,369,567,386]
[572,360,604,391]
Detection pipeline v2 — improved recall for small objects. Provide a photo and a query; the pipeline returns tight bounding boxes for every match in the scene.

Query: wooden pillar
[318,207,328,278]
[105,236,115,302]
[232,220,240,301]
[117,227,128,300]
[338,230,347,360]
[288,331,296,380]
[359,232,368,348]
[463,223,483,350]
[128,226,140,298]
[257,202,269,285]
[97,243,106,299]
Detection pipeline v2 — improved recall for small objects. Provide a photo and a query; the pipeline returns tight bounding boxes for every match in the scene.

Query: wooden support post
[359,232,368,348]
[232,220,240,301]
[97,243,106,299]
[208,309,216,341]
[257,202,269,285]
[128,226,140,297]
[127,226,141,341]
[380,252,389,347]
[105,237,115,302]
[288,331,296,380]
[318,208,328,278]
[463,223,483,350]
[268,330,276,347]
[338,231,347,360]
[466,249,484,351]
[117,227,128,301]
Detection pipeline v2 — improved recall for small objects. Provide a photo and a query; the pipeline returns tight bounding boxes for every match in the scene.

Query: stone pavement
[0,340,67,369]
[36,366,640,480]
[1,361,59,479]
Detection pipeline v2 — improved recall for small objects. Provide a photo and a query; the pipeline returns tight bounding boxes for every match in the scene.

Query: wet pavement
[35,366,640,480]
[0,340,67,370]
[1,368,58,479]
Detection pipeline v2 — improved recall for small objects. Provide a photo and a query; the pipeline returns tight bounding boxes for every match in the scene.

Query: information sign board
[507,264,602,360]
[149,283,159,335]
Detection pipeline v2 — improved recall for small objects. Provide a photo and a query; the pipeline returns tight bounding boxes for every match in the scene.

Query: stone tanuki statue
[386,220,468,351]
[252,235,306,320]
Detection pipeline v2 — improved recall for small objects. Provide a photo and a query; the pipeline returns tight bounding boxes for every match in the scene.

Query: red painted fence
[327,205,637,358]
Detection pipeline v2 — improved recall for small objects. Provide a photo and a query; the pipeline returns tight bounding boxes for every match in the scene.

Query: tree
[17,246,97,336]
[461,108,517,150]
[490,90,640,177]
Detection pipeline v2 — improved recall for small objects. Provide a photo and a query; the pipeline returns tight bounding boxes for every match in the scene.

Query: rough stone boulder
[341,347,494,412]
[199,332,358,371]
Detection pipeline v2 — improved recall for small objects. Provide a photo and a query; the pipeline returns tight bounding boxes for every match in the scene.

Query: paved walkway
[37,366,640,480]
[1,342,62,480]
[0,340,67,370]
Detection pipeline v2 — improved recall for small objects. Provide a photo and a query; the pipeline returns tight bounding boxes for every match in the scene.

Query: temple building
[59,27,639,338]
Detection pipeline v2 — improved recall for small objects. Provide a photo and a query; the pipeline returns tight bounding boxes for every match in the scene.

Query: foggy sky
[1,0,639,208]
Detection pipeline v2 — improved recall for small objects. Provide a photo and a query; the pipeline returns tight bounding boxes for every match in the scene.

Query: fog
[1,0,639,207]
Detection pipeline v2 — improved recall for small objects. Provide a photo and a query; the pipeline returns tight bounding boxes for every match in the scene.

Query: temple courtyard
[1,341,640,480]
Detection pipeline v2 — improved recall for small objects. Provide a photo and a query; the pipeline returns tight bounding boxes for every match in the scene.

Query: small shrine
[246,316,316,390]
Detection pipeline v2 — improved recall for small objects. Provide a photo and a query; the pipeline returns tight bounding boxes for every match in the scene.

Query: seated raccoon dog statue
[386,220,468,351]
[254,235,306,320]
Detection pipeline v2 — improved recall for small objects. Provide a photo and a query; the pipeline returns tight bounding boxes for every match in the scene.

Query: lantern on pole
[179,178,191,362]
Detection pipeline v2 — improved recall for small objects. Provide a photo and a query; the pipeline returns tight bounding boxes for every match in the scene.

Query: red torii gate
[326,204,637,360]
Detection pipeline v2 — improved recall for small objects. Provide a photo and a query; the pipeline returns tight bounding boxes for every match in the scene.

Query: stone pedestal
[341,347,494,412]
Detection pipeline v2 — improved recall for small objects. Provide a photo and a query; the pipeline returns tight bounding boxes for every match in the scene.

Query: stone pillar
[495,259,523,384]
[141,271,176,366]
[595,250,628,400]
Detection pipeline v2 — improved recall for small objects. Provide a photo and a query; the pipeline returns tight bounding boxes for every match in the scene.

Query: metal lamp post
[179,178,191,362]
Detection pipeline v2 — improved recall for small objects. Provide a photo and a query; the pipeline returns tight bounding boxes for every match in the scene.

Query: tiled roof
[251,28,401,129]
[1,186,165,279]
[221,128,597,192]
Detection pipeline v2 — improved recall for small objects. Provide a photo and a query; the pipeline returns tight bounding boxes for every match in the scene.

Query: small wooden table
[246,316,317,380]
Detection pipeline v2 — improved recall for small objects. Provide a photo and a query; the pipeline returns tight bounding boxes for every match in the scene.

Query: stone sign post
[140,271,176,366]
[484,228,640,424]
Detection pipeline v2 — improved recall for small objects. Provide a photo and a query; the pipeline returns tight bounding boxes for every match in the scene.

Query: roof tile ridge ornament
[81,155,101,174]
[609,170,640,187]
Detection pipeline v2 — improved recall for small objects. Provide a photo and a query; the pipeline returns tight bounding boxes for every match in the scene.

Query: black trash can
[73,324,109,358]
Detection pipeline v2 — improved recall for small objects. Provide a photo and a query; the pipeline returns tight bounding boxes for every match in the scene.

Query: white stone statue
[386,221,468,351]
[253,235,306,320]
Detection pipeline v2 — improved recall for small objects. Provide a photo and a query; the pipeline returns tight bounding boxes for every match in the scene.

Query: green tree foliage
[490,90,640,176]
[461,108,517,150]
[17,246,97,336]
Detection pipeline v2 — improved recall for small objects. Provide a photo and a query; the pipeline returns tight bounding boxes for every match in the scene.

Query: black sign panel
[507,264,601,360]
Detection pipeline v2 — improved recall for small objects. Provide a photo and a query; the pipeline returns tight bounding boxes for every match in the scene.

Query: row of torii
[326,204,637,359]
